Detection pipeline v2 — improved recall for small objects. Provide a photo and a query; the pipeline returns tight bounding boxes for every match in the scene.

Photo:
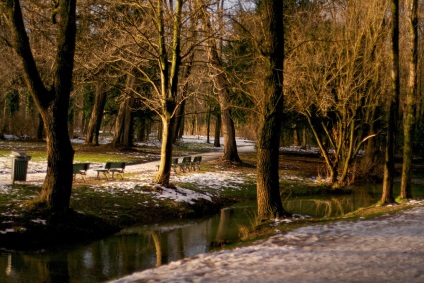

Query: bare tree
[2,0,77,213]
[85,81,107,145]
[285,1,389,186]
[381,0,400,204]
[112,73,136,147]
[198,0,241,163]
[255,0,288,219]
[400,0,418,200]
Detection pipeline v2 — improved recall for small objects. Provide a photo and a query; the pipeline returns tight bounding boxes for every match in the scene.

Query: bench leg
[96,171,109,180]
[111,172,124,180]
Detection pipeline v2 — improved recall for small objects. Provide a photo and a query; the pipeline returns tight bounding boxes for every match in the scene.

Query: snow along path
[110,203,424,283]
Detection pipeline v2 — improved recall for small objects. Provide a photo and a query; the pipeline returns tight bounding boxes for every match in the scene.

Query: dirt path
[111,203,424,283]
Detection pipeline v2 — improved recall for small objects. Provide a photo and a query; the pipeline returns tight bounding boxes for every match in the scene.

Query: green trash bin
[10,151,31,184]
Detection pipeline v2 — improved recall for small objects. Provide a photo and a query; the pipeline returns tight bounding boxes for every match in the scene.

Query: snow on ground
[3,135,423,282]
[0,135,257,205]
[111,201,424,283]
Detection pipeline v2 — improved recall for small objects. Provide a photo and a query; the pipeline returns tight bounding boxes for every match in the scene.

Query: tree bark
[155,0,182,186]
[0,99,6,137]
[36,113,44,141]
[206,106,211,143]
[400,0,418,200]
[256,0,288,219]
[172,51,194,144]
[381,0,400,204]
[3,0,77,213]
[112,74,135,148]
[136,118,146,142]
[198,0,240,163]
[211,62,240,162]
[85,81,107,145]
[214,111,221,147]
[172,100,186,143]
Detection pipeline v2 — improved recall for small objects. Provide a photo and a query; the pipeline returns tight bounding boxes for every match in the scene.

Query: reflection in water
[1,178,424,282]
[151,231,162,267]
[283,183,382,218]
[0,207,253,282]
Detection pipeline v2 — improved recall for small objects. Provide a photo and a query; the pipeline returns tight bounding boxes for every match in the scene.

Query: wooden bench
[178,156,192,173]
[171,157,179,173]
[96,162,126,180]
[156,158,179,173]
[191,156,202,171]
[73,163,90,182]
[157,156,200,173]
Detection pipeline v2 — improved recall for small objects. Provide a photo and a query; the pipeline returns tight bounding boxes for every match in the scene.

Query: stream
[1,174,424,282]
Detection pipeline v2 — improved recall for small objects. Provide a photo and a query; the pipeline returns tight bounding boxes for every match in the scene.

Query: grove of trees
[1,0,424,218]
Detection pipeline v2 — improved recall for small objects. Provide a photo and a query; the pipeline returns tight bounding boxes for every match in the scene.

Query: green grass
[2,143,422,251]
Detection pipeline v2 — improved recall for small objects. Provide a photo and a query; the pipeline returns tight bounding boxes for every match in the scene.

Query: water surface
[1,173,424,282]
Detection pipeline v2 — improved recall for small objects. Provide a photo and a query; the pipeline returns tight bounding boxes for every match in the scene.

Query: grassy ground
[1,140,421,250]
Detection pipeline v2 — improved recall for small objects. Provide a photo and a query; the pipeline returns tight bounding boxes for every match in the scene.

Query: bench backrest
[105,162,126,170]
[73,163,90,173]
[193,156,202,163]
[182,156,191,163]
[172,158,179,165]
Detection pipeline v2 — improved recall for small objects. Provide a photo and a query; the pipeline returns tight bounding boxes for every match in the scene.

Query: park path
[111,203,424,283]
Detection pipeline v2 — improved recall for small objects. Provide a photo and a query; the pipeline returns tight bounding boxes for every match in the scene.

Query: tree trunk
[112,96,134,147]
[256,0,288,220]
[155,116,175,185]
[37,113,44,141]
[400,0,418,200]
[214,111,221,147]
[4,0,77,214]
[190,114,196,135]
[214,71,240,162]
[199,1,240,163]
[305,114,338,185]
[0,99,6,137]
[136,118,146,142]
[113,74,135,148]
[172,100,186,143]
[154,0,182,186]
[206,106,211,144]
[68,103,74,138]
[302,127,307,148]
[293,124,300,146]
[172,51,194,144]
[39,115,74,212]
[381,0,400,204]
[85,81,107,145]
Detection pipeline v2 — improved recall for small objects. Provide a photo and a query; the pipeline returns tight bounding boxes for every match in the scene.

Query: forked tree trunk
[112,96,134,147]
[113,74,135,148]
[305,114,338,184]
[4,0,77,214]
[381,0,400,204]
[199,1,240,163]
[85,81,107,145]
[400,0,418,200]
[154,0,182,186]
